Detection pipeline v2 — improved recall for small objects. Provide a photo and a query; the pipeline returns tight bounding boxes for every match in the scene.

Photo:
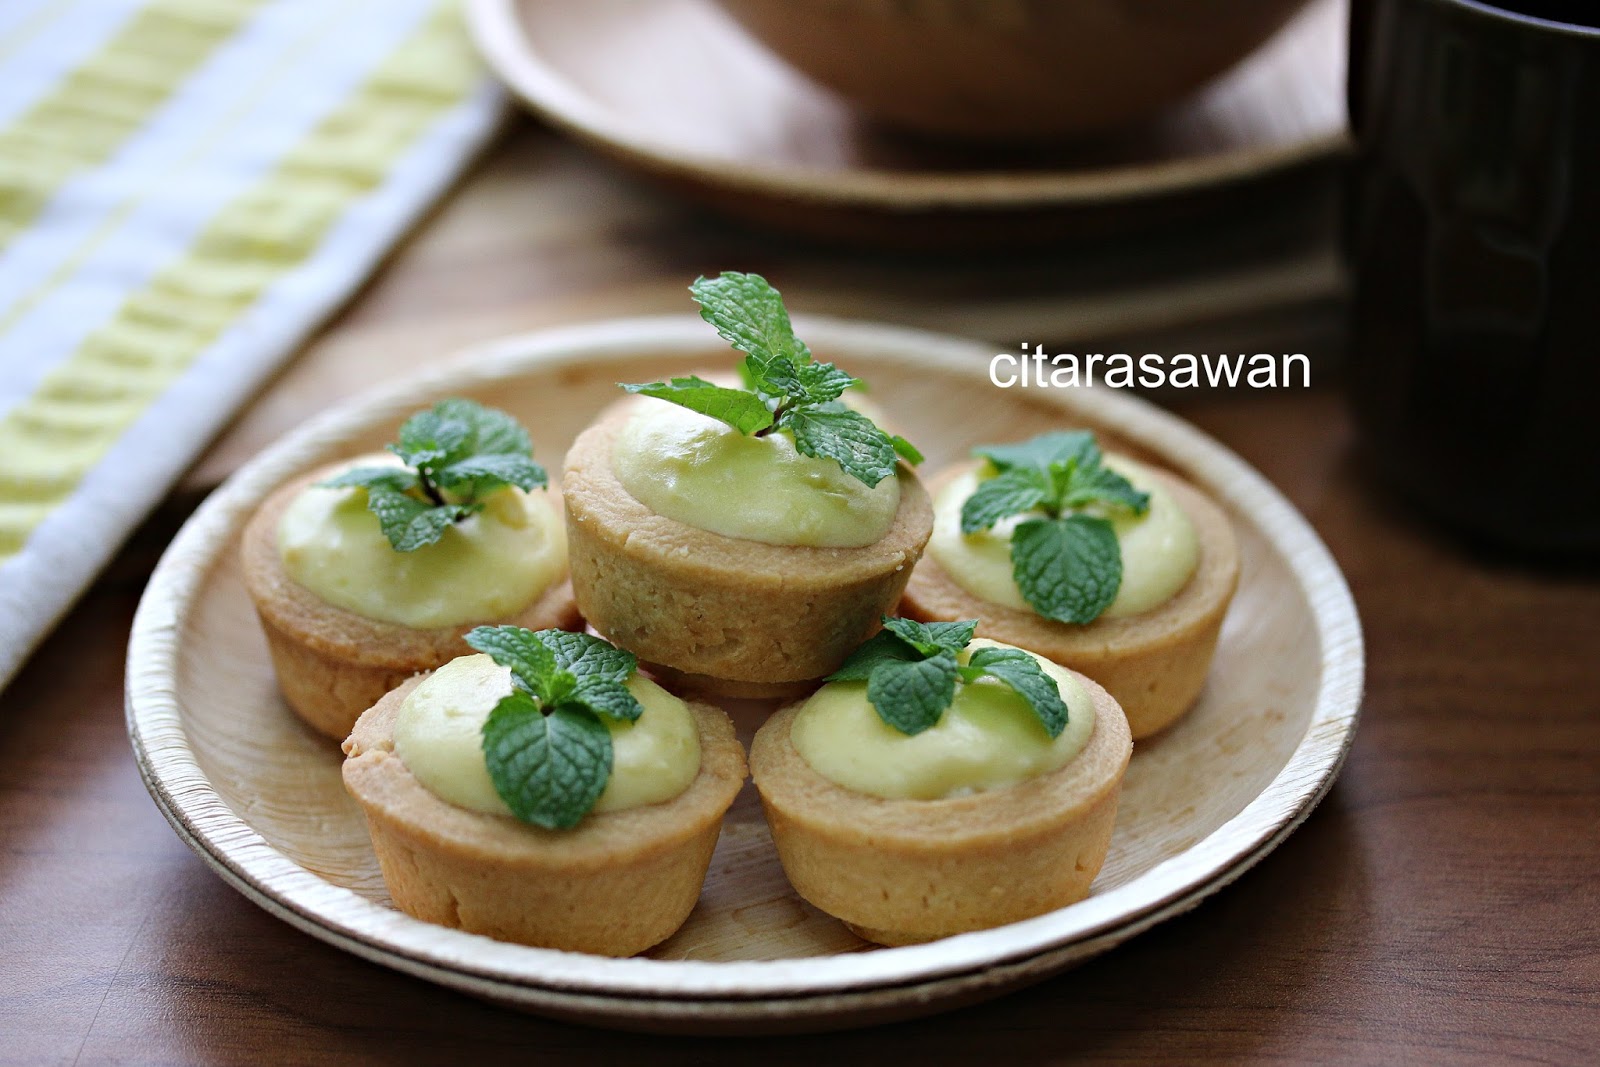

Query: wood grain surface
[3,117,1597,1062]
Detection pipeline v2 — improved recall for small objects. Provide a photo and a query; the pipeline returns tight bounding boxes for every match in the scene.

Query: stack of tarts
[241,272,1239,956]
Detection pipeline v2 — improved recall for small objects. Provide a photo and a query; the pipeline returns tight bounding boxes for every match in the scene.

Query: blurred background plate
[465,0,1349,247]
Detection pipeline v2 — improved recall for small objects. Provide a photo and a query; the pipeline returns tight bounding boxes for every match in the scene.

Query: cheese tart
[751,626,1131,946]
[342,629,746,955]
[561,271,933,698]
[901,432,1238,738]
[242,399,579,739]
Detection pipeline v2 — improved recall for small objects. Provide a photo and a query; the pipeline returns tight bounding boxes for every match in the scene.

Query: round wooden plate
[126,317,1363,1033]
[464,0,1350,246]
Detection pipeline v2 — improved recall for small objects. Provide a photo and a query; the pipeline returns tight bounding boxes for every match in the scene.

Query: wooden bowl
[126,316,1363,1033]
[464,0,1349,247]
[713,0,1315,141]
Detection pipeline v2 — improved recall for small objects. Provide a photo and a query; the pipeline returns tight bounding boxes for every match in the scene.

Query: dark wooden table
[3,123,1597,1064]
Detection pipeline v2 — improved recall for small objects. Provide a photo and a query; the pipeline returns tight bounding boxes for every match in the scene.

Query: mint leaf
[794,360,856,402]
[567,678,644,723]
[963,645,1034,672]
[965,431,1154,624]
[626,272,920,487]
[866,653,959,735]
[975,431,1097,481]
[1060,463,1150,515]
[441,399,531,458]
[689,271,812,377]
[960,467,1050,534]
[830,619,978,684]
[620,376,775,434]
[920,620,980,650]
[434,453,548,496]
[366,488,475,552]
[784,406,897,487]
[317,466,419,494]
[736,359,761,391]
[832,615,1077,737]
[340,398,547,552]
[879,616,941,654]
[533,630,638,684]
[464,627,569,700]
[391,404,474,469]
[833,616,1078,738]
[827,629,921,681]
[465,627,653,827]
[760,357,855,406]
[465,625,561,696]
[890,435,924,465]
[880,617,976,657]
[833,617,968,734]
[481,693,612,830]
[1011,515,1122,624]
[416,401,545,497]
[967,646,1068,738]
[466,626,641,701]
[974,431,1144,517]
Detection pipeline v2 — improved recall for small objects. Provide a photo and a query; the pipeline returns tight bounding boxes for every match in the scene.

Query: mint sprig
[466,627,643,830]
[825,617,1069,738]
[960,432,1149,625]
[618,272,919,487]
[621,376,774,435]
[319,398,547,552]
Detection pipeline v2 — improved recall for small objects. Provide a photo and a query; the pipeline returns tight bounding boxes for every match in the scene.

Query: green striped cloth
[0,0,504,689]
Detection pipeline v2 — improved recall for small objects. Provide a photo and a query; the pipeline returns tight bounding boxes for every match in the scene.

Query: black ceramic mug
[1346,0,1600,556]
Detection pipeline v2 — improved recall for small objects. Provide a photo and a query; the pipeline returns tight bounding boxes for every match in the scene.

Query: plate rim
[126,315,1363,1006]
[464,0,1353,211]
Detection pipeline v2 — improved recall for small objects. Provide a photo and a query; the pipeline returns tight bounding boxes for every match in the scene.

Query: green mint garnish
[888,433,924,465]
[466,626,643,830]
[960,431,1149,625]
[319,398,547,552]
[826,617,1068,738]
[618,272,919,487]
[620,376,774,435]
[963,645,1068,737]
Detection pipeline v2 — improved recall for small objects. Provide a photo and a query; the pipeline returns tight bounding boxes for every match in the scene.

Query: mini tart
[241,466,582,740]
[342,675,746,956]
[562,408,934,698]
[750,669,1132,946]
[901,460,1239,739]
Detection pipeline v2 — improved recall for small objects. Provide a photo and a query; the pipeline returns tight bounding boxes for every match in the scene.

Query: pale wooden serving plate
[127,317,1363,1033]
[465,0,1349,245]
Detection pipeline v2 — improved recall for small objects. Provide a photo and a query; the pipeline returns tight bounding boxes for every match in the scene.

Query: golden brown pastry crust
[901,460,1239,740]
[561,408,933,695]
[750,670,1131,946]
[342,676,747,956]
[241,466,582,741]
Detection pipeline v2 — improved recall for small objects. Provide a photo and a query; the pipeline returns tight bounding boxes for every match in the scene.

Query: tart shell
[750,670,1132,946]
[901,461,1239,739]
[241,467,582,741]
[561,409,933,695]
[342,676,747,956]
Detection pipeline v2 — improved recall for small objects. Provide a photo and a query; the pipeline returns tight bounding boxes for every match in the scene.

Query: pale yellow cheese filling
[928,454,1198,620]
[790,639,1095,800]
[277,455,566,629]
[394,654,702,816]
[611,399,900,548]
